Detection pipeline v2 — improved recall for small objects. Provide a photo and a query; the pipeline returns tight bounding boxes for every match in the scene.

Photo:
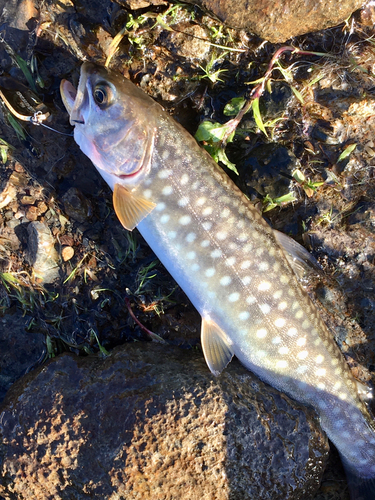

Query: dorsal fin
[201,317,234,376]
[273,229,322,279]
[113,183,156,231]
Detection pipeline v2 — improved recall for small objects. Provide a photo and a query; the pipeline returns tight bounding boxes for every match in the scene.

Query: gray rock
[0,314,45,404]
[0,343,329,500]
[62,187,92,224]
[26,221,59,283]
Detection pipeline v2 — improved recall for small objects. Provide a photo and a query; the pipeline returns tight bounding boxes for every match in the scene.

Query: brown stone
[174,0,364,43]
[0,343,329,500]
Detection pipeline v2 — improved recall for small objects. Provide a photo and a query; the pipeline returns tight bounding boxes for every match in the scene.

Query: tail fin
[345,468,375,500]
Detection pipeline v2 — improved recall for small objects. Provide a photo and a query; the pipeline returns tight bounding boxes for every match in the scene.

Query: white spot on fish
[246,295,256,304]
[278,346,289,355]
[272,336,281,344]
[296,365,308,374]
[168,231,177,239]
[276,360,288,369]
[274,318,286,328]
[273,290,283,300]
[258,262,269,271]
[221,208,230,218]
[280,275,289,284]
[316,368,326,377]
[158,169,171,179]
[241,261,251,269]
[278,302,288,311]
[179,215,192,225]
[259,303,271,314]
[186,232,196,243]
[296,337,306,347]
[242,276,252,285]
[339,393,347,400]
[334,381,342,390]
[220,276,232,286]
[205,268,216,277]
[180,173,189,185]
[295,310,304,319]
[211,249,222,258]
[202,207,213,216]
[143,189,153,198]
[196,197,206,206]
[216,231,227,240]
[160,214,170,224]
[228,292,240,303]
[258,281,271,291]
[191,263,200,272]
[238,233,248,242]
[156,202,166,212]
[256,328,268,338]
[226,257,236,266]
[287,327,297,337]
[162,150,170,161]
[202,221,212,231]
[297,350,308,360]
[239,311,250,321]
[201,240,210,247]
[162,186,173,196]
[186,251,196,260]
[273,262,281,272]
[302,320,310,329]
[192,181,200,190]
[178,198,189,207]
[316,355,324,364]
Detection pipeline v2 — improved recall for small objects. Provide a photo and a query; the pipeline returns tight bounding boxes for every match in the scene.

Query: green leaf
[7,114,26,140]
[223,97,246,116]
[14,55,37,93]
[252,98,268,137]
[292,169,306,183]
[195,121,232,143]
[337,143,357,163]
[0,146,7,163]
[217,148,238,175]
[290,85,304,104]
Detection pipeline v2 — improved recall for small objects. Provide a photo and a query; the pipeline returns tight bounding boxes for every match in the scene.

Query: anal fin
[113,183,156,231]
[201,317,234,376]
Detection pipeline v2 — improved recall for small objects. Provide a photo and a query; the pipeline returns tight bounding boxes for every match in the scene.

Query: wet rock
[0,313,45,404]
[0,343,329,500]
[235,143,298,199]
[179,0,363,43]
[26,221,59,283]
[62,187,92,224]
[0,173,17,209]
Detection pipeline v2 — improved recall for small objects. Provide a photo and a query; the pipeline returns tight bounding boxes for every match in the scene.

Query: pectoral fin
[113,183,156,231]
[201,317,234,376]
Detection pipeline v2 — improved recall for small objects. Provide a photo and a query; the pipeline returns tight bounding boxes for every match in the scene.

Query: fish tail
[345,468,375,500]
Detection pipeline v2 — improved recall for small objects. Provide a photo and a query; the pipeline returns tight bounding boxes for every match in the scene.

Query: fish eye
[93,84,112,106]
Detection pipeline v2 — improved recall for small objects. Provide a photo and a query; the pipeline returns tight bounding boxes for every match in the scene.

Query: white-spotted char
[61,63,375,499]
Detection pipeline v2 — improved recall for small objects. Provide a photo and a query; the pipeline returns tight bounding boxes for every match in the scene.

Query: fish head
[60,62,157,190]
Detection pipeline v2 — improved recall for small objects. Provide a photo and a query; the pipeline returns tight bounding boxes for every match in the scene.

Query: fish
[61,62,375,499]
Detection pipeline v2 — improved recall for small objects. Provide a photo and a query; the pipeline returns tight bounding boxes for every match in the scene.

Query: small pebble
[62,246,74,261]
